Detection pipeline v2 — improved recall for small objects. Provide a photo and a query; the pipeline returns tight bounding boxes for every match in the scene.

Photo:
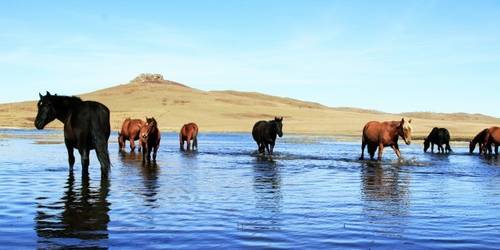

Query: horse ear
[46,91,51,96]
[39,93,43,99]
[408,119,412,123]
[280,117,283,121]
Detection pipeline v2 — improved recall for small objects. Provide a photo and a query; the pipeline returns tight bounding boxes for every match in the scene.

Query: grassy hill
[0,77,498,140]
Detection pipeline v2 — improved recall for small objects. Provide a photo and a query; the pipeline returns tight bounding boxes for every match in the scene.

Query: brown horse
[469,129,488,154]
[359,118,412,161]
[481,126,499,156]
[140,117,161,164]
[118,118,145,152]
[179,122,199,151]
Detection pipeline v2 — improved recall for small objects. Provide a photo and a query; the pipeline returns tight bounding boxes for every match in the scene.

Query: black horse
[252,117,283,156]
[35,92,111,176]
[424,127,452,154]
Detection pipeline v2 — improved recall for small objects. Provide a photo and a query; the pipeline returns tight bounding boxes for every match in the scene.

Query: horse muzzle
[34,120,45,130]
[403,137,411,145]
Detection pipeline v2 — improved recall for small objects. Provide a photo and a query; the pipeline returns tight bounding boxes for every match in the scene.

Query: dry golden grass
[0,80,498,140]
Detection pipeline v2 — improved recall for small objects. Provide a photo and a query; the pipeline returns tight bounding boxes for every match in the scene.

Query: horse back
[428,127,450,144]
[180,123,198,139]
[362,121,398,145]
[67,101,110,148]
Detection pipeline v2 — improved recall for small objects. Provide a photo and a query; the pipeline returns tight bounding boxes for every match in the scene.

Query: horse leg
[392,144,401,159]
[359,140,366,160]
[446,143,452,153]
[186,136,192,151]
[65,142,75,170]
[270,141,275,155]
[142,143,147,163]
[130,139,136,152]
[377,144,384,161]
[265,143,271,156]
[368,144,376,160]
[256,142,263,154]
[118,135,124,152]
[79,148,90,175]
[153,145,158,162]
[431,143,434,153]
[193,136,198,150]
[147,145,152,163]
[495,145,498,156]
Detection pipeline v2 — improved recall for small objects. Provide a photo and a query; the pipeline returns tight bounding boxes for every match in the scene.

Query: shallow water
[0,129,499,249]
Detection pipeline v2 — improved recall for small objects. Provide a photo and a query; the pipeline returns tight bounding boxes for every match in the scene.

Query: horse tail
[92,105,111,170]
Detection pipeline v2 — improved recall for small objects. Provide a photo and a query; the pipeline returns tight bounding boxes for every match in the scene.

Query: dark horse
[180,122,199,151]
[35,92,110,176]
[481,126,500,156]
[424,127,452,154]
[469,129,488,154]
[140,117,161,164]
[359,118,412,161]
[118,118,145,152]
[252,117,283,157]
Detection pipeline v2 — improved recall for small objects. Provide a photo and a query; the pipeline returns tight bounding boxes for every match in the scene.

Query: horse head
[399,118,412,145]
[35,91,57,130]
[423,137,430,152]
[274,116,283,138]
[141,117,157,141]
[469,140,476,154]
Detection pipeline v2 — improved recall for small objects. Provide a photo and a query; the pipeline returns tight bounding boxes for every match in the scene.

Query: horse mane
[48,95,83,109]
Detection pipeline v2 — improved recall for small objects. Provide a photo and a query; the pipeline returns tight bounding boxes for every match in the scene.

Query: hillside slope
[0,78,498,139]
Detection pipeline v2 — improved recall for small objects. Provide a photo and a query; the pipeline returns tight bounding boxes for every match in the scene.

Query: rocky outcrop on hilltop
[130,73,166,84]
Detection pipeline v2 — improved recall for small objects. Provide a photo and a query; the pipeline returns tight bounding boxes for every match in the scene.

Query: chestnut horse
[180,123,198,151]
[140,117,161,164]
[469,129,488,154]
[118,118,145,152]
[359,118,412,161]
[481,126,499,156]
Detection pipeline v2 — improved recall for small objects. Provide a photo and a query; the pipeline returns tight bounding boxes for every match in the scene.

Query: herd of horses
[34,92,500,177]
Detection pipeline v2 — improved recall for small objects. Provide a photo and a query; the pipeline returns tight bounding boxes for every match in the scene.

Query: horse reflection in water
[119,151,160,208]
[244,160,282,231]
[35,170,110,249]
[360,162,410,237]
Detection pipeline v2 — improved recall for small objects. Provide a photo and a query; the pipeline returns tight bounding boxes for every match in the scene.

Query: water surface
[0,129,499,249]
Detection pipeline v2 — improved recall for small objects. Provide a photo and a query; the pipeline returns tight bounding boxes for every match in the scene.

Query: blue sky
[1,1,499,116]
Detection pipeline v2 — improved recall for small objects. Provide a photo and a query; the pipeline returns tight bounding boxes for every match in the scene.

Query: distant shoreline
[0,126,473,143]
